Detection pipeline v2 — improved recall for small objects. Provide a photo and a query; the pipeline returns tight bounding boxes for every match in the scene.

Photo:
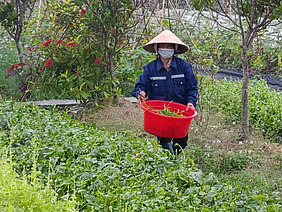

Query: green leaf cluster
[200,76,282,142]
[0,156,77,211]
[116,46,156,96]
[0,100,281,211]
[0,2,17,29]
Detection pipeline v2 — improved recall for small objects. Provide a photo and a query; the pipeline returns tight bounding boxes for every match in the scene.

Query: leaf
[79,82,86,91]
[84,194,96,205]
[191,171,204,185]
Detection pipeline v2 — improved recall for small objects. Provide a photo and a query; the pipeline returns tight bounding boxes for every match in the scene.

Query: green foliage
[0,0,37,35]
[26,0,141,101]
[0,156,77,212]
[193,0,282,20]
[0,30,20,98]
[158,108,185,117]
[186,143,251,175]
[0,2,17,29]
[200,76,282,142]
[116,46,155,96]
[0,100,281,211]
[177,21,282,76]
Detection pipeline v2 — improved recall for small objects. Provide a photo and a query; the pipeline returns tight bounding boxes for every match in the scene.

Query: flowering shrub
[5,37,106,101]
[4,0,143,102]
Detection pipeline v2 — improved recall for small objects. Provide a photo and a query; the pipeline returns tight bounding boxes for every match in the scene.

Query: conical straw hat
[143,29,188,54]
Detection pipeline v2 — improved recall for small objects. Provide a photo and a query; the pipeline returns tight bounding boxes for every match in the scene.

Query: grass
[76,98,147,135]
[76,99,282,197]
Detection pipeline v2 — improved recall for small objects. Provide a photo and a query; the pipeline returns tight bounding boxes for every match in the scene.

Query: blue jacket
[131,56,198,106]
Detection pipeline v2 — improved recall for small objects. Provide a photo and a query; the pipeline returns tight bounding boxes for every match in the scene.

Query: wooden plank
[31,99,81,106]
[30,97,138,106]
[124,97,138,103]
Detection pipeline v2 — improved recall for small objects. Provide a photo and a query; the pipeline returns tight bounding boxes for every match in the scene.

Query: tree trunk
[15,0,25,64]
[240,44,249,139]
[109,52,118,104]
[15,38,24,64]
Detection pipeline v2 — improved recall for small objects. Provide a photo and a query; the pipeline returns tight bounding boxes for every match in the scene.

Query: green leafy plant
[0,100,281,211]
[200,77,282,142]
[0,156,77,211]
[2,0,148,102]
[0,29,20,97]
[116,46,156,96]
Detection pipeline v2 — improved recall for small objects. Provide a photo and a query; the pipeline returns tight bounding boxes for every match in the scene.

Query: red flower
[41,39,52,47]
[11,64,19,68]
[6,68,9,73]
[66,40,76,47]
[56,39,63,45]
[109,29,116,34]
[80,9,87,15]
[55,18,58,23]
[44,59,52,68]
[94,58,101,64]
[76,72,80,75]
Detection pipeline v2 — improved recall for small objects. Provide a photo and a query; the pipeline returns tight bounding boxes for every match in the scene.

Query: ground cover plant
[0,156,77,211]
[0,100,281,211]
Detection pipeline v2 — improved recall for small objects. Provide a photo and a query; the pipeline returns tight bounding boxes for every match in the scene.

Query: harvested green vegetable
[158,108,185,117]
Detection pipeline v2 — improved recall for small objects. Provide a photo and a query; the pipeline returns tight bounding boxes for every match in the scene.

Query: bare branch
[209,0,240,28]
[236,0,245,41]
[198,10,240,34]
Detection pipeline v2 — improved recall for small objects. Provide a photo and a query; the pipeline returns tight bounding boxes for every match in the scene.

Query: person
[131,29,198,155]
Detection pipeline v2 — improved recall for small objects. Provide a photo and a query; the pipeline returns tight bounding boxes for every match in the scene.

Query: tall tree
[193,0,282,139]
[0,0,37,63]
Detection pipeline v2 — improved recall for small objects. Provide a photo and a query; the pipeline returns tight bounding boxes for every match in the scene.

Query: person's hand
[138,91,147,103]
[186,103,195,111]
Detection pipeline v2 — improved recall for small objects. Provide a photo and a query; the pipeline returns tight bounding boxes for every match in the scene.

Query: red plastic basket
[141,100,197,138]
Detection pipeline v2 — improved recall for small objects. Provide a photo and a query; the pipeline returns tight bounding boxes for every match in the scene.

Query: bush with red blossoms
[4,35,106,101]
[5,0,140,102]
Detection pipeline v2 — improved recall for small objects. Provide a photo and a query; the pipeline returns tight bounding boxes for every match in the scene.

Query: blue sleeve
[185,63,198,107]
[131,66,151,98]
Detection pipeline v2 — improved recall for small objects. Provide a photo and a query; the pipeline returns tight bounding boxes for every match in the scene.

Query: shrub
[3,0,147,102]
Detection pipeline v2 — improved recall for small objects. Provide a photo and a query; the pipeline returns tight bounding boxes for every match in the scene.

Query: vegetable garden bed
[0,100,281,211]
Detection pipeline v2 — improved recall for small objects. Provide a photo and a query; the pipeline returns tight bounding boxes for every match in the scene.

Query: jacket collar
[156,56,177,71]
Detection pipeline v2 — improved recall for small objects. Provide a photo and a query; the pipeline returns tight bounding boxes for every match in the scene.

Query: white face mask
[158,48,174,59]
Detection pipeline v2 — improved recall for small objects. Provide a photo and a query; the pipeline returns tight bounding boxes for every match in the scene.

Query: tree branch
[199,10,240,34]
